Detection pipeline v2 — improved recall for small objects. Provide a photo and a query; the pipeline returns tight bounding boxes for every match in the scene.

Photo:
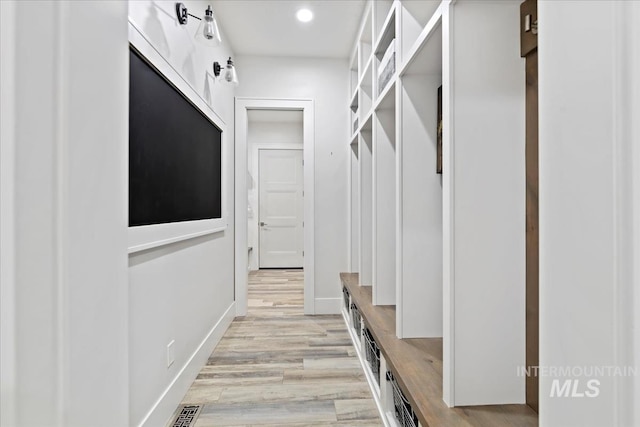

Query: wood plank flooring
[177,270,381,427]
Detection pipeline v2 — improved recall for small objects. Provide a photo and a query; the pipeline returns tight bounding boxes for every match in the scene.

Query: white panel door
[259,149,303,268]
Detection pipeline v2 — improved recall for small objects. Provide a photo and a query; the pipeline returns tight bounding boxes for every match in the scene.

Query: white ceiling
[211,0,367,59]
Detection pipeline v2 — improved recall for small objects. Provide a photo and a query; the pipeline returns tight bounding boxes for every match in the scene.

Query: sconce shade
[224,57,239,86]
[195,6,221,46]
[213,57,239,86]
[176,3,221,46]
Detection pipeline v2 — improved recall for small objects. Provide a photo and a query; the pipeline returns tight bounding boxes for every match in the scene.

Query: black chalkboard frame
[128,29,227,254]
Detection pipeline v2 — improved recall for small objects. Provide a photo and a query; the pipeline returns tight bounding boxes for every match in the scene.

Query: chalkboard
[129,47,221,227]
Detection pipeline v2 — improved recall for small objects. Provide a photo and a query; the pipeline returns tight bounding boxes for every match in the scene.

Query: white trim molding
[0,2,18,425]
[614,2,640,425]
[314,298,342,315]
[631,5,640,426]
[235,98,315,316]
[440,0,455,407]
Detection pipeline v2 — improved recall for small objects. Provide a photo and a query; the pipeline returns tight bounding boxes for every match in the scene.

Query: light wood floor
[177,269,381,426]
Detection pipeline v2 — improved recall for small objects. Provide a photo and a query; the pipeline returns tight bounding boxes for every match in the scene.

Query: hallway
[174,270,381,426]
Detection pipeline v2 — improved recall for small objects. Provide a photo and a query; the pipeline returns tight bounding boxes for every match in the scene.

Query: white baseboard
[138,302,236,427]
[314,297,342,314]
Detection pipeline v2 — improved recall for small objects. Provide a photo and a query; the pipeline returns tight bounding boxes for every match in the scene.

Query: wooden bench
[341,272,538,427]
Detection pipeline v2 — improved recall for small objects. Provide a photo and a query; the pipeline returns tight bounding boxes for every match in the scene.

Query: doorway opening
[235,99,315,316]
[246,110,304,269]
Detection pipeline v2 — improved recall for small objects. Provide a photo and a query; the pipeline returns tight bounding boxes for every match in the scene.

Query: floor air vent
[171,405,201,427]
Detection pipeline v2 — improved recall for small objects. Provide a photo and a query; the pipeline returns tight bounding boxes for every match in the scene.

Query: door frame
[235,98,315,315]
[255,147,303,269]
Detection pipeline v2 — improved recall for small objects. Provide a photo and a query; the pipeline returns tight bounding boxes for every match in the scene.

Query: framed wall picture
[437,85,443,174]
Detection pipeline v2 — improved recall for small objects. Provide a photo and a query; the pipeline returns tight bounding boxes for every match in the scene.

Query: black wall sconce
[176,3,221,46]
[213,57,239,86]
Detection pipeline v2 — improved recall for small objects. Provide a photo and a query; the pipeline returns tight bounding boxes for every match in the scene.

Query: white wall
[349,143,360,272]
[1,1,129,425]
[397,75,443,338]
[1,2,18,425]
[1,2,236,425]
[632,5,640,425]
[622,4,640,425]
[236,55,349,306]
[359,132,374,286]
[373,106,397,306]
[247,120,303,271]
[539,1,639,426]
[127,2,236,426]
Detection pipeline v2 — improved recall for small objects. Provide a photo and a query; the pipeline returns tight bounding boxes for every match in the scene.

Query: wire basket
[342,286,350,311]
[363,328,380,384]
[350,303,362,336]
[387,371,419,427]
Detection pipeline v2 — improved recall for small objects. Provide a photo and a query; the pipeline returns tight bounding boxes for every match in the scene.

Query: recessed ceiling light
[296,8,313,23]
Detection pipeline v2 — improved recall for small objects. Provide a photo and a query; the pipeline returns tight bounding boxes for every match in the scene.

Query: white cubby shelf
[344,1,537,426]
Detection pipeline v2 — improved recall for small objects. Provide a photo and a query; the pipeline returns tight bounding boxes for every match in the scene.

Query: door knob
[260,222,266,226]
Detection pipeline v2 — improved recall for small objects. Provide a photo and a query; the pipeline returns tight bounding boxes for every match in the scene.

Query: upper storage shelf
[360,61,373,122]
[349,53,359,99]
[358,5,373,78]
[376,79,396,113]
[399,10,442,78]
[350,90,359,113]
[399,1,441,62]
[374,6,396,97]
[373,0,394,45]
[374,3,396,59]
[350,0,446,109]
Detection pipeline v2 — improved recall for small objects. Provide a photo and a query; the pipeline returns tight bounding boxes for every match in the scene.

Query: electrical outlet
[167,340,175,368]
